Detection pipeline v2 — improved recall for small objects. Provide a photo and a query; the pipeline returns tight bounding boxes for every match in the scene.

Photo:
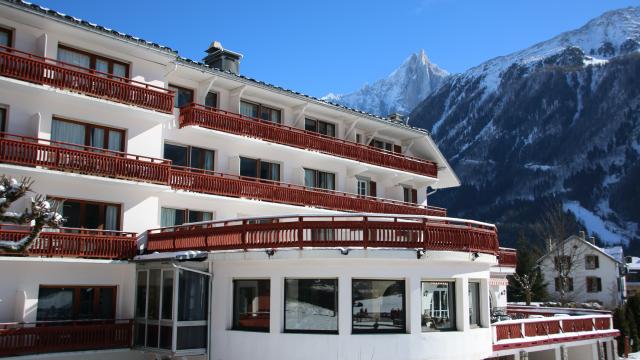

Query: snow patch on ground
[563,201,627,245]
[525,163,554,171]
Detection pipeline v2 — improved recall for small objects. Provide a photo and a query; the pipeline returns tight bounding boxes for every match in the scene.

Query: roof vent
[387,113,406,124]
[203,41,243,75]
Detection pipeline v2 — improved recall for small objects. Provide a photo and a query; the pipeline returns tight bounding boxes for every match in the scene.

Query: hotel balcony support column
[458,277,470,331]
[228,85,246,113]
[480,279,491,328]
[338,273,351,337]
[408,275,421,334]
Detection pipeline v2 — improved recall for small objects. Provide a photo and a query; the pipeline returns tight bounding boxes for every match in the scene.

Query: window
[554,255,572,271]
[53,198,120,230]
[585,255,600,270]
[205,92,218,108]
[169,84,194,108]
[0,27,12,47]
[52,118,124,152]
[352,279,405,333]
[554,277,574,292]
[468,282,480,327]
[284,279,338,333]
[37,285,116,321]
[355,133,363,144]
[240,100,281,123]
[135,268,208,352]
[369,139,401,153]
[403,186,418,204]
[305,118,336,137]
[586,277,603,293]
[0,107,6,132]
[163,143,214,171]
[422,281,456,332]
[161,207,212,227]
[304,168,336,190]
[233,279,270,332]
[240,157,280,181]
[57,45,128,77]
[357,177,377,197]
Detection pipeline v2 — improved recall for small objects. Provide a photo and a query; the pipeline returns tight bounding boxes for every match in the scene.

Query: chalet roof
[537,235,622,264]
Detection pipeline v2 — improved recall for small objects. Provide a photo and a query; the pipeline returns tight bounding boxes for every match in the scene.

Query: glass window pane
[98,287,115,319]
[78,287,95,319]
[113,63,127,78]
[164,143,188,167]
[95,58,109,74]
[285,279,338,332]
[205,92,217,108]
[352,279,405,333]
[259,161,279,181]
[177,325,207,350]
[468,282,480,327]
[233,279,270,331]
[159,325,172,350]
[189,210,213,223]
[161,270,173,320]
[57,47,90,68]
[203,150,214,171]
[260,107,270,121]
[0,30,9,47]
[240,157,258,178]
[0,108,6,132]
[422,282,456,332]
[270,109,281,123]
[136,271,147,318]
[305,119,317,132]
[105,205,119,231]
[178,270,209,321]
[304,169,315,188]
[51,119,86,146]
[61,200,81,228]
[240,101,258,118]
[134,322,145,346]
[37,287,73,321]
[84,203,101,229]
[108,130,123,152]
[89,127,104,149]
[148,269,161,320]
[147,324,159,348]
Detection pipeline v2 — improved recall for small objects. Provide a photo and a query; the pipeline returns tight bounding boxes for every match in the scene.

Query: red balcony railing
[179,103,439,178]
[0,45,174,113]
[498,247,517,267]
[0,225,137,259]
[0,320,132,357]
[144,214,498,254]
[493,314,618,351]
[0,133,445,216]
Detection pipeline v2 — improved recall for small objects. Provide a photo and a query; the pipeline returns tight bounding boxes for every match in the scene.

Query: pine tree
[508,233,547,304]
[613,306,631,356]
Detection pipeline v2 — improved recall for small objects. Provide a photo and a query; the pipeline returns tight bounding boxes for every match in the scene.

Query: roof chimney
[203,41,243,75]
[387,113,406,124]
[578,230,586,239]
[589,236,596,245]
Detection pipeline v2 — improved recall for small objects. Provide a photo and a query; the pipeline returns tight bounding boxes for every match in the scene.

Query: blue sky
[36,0,639,97]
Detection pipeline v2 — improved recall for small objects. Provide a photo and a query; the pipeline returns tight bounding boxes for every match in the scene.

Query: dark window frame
[283,278,339,334]
[0,26,13,47]
[585,255,600,270]
[304,168,336,191]
[351,279,407,334]
[239,156,281,182]
[163,142,215,171]
[57,44,130,78]
[0,106,7,132]
[305,118,336,138]
[232,279,271,332]
[586,276,603,293]
[554,277,574,292]
[205,91,218,108]
[169,84,195,108]
[421,281,457,332]
[240,100,282,124]
[52,117,126,152]
[37,285,117,321]
[160,207,213,227]
[50,197,122,231]
[403,186,418,204]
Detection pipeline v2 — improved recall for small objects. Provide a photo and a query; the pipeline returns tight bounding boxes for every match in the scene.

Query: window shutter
[587,277,592,291]
[369,181,377,197]
[555,278,560,291]
[411,189,418,204]
[597,278,602,291]
[595,256,599,269]
[393,144,402,153]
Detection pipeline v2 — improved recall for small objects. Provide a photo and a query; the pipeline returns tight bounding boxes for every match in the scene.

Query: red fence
[0,320,132,357]
[145,214,498,254]
[0,45,174,113]
[0,133,445,216]
[498,247,517,267]
[0,225,137,259]
[179,103,439,178]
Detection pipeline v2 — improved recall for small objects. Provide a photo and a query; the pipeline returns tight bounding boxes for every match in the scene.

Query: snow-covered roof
[627,257,640,271]
[603,246,624,263]
[537,234,622,264]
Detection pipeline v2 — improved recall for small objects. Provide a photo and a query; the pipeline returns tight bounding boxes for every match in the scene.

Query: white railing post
[491,324,497,344]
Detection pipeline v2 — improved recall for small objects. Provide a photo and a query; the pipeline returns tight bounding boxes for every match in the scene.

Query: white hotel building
[0,1,620,359]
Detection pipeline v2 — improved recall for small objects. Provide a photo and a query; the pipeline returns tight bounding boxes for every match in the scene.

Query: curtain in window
[240,102,258,118]
[201,212,212,221]
[304,169,315,188]
[105,205,118,230]
[57,48,91,68]
[161,208,177,227]
[113,63,127,78]
[0,32,9,47]
[51,119,86,146]
[203,150,214,171]
[90,128,104,148]
[96,59,109,74]
[108,130,122,152]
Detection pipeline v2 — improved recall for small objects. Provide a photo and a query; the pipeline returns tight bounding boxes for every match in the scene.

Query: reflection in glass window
[178,270,209,321]
[421,281,456,332]
[468,282,480,327]
[284,279,338,333]
[233,279,270,331]
[352,279,405,333]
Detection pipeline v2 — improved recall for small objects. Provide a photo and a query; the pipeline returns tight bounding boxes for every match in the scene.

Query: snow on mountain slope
[323,50,449,116]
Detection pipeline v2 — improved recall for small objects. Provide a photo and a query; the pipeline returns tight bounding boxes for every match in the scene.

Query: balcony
[144,214,499,254]
[179,103,439,178]
[0,320,132,357]
[0,133,446,216]
[498,247,517,267]
[492,313,619,352]
[0,225,137,259]
[0,45,174,113]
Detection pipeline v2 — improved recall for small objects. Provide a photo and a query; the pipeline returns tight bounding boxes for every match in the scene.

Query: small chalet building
[538,232,626,309]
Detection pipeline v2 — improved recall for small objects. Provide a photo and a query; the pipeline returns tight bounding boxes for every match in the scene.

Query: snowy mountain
[323,50,449,116]
[409,7,640,249]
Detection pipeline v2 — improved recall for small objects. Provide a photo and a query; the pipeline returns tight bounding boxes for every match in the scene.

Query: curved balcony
[144,214,498,254]
[0,45,174,113]
[179,103,439,178]
[0,133,445,216]
[0,319,132,357]
[0,225,137,259]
